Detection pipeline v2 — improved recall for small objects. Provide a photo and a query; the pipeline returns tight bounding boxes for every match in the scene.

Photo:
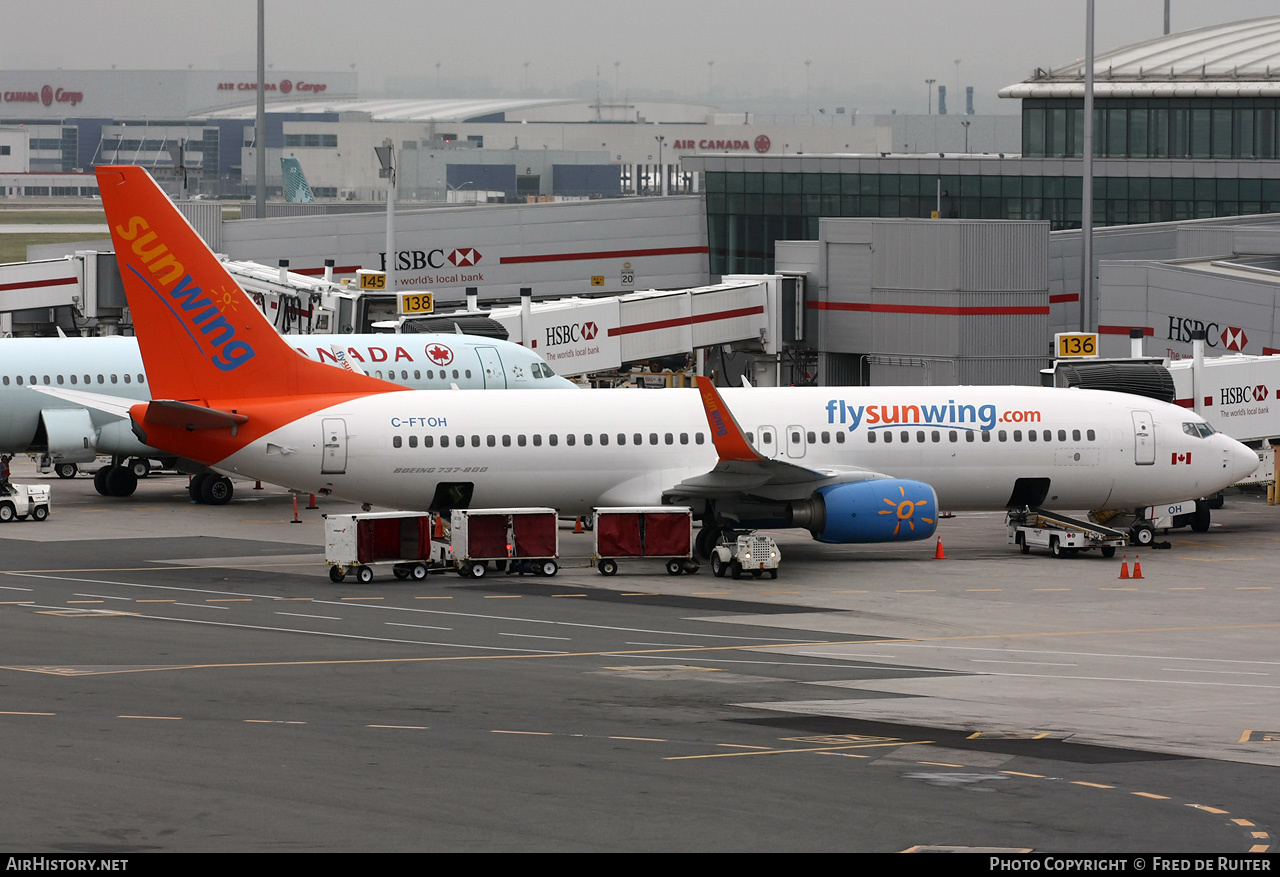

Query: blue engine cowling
[806,479,939,544]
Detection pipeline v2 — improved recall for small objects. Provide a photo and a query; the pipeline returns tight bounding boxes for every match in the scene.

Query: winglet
[695,376,762,463]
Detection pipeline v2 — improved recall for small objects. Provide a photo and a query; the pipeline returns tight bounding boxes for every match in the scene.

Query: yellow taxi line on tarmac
[665,739,933,761]
[7,621,1278,677]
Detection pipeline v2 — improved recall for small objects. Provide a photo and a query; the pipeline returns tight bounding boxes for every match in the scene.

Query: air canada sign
[670,136,772,153]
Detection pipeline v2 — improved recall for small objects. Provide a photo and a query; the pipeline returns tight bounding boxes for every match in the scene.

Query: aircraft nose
[1229,439,1260,482]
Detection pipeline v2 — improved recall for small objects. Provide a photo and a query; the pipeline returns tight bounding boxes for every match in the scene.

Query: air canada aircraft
[2,327,573,502]
[39,166,1258,552]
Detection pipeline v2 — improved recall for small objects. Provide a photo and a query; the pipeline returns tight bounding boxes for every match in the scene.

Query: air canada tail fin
[95,166,399,402]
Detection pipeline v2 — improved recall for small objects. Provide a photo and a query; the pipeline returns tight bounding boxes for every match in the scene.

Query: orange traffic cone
[574,517,584,534]
[433,515,445,539]
[1119,557,1130,579]
[934,538,945,560]
[1132,558,1144,579]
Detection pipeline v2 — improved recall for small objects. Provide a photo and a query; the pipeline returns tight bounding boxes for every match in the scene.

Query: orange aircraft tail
[95,165,397,403]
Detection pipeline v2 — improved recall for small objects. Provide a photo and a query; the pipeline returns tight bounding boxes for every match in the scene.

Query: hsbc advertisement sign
[379,247,486,287]
[494,299,621,375]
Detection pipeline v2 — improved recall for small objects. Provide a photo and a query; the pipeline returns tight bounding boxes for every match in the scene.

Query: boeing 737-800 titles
[41,166,1256,552]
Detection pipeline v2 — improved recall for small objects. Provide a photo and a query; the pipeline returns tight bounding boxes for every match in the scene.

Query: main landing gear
[187,472,235,506]
[92,458,154,498]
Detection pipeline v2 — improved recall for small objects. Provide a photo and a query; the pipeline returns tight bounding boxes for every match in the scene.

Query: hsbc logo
[448,247,482,267]
[1220,385,1270,405]
[381,247,482,271]
[1221,326,1248,351]
[545,322,600,346]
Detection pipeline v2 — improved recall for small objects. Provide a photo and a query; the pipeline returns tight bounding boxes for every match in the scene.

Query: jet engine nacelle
[789,479,939,544]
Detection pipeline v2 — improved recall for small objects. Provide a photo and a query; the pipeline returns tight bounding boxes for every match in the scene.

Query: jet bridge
[0,250,395,337]
[424,274,801,385]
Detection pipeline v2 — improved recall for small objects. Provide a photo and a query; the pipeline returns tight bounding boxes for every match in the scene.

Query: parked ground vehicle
[1006,508,1127,557]
[0,483,51,523]
[592,506,699,576]
[439,507,560,579]
[709,531,780,579]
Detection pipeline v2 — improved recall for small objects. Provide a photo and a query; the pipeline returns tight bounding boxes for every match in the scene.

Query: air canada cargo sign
[2,84,83,107]
[493,299,621,375]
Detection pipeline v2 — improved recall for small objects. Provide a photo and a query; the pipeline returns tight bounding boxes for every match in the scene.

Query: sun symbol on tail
[878,485,934,537]
[218,285,239,313]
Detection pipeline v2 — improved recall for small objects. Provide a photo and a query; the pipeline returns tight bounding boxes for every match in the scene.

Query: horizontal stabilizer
[26,385,135,418]
[143,400,249,432]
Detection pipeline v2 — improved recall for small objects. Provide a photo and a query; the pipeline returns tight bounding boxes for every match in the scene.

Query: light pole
[707,60,714,96]
[435,62,441,92]
[805,60,812,116]
[654,135,665,196]
[447,180,475,202]
[523,61,530,92]
[374,139,396,293]
[961,119,971,153]
[925,78,936,114]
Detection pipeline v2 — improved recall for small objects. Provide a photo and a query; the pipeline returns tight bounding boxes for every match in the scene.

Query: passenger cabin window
[393,436,403,448]
[1086,429,1096,441]
[836,432,845,443]
[1072,429,1081,441]
[868,432,877,443]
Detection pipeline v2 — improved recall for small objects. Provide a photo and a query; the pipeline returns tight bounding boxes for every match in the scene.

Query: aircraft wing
[27,385,135,418]
[664,378,892,502]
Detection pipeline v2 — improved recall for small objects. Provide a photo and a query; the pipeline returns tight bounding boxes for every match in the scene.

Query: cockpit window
[1182,422,1216,438]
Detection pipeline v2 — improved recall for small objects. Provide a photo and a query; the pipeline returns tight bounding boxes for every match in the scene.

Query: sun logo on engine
[879,485,934,537]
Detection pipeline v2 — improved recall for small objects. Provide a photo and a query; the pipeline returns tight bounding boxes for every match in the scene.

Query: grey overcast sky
[7,1,1280,114]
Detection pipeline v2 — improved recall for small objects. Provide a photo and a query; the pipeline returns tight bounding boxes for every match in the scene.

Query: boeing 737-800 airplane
[2,328,573,501]
[43,166,1256,552]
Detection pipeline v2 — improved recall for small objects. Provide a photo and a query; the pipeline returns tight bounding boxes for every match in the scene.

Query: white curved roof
[203,97,579,122]
[1000,16,1280,99]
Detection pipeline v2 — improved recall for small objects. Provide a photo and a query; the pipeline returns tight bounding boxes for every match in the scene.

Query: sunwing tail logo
[115,215,256,372]
[826,399,1040,432]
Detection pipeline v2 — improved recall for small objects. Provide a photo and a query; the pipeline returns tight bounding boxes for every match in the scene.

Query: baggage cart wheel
[1131,524,1155,546]
[538,560,559,577]
[1016,531,1029,554]
[393,565,410,580]
[597,559,618,576]
[468,561,487,579]
[410,563,429,581]
[328,566,346,583]
[681,560,699,574]
[32,505,49,522]
[55,463,77,479]
[0,503,14,523]
[357,566,374,584]
[1100,546,1116,558]
[1051,536,1063,558]
[665,559,683,576]
[711,555,726,578]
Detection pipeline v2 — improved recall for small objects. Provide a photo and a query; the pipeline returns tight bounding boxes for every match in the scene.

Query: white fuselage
[213,385,1259,515]
[0,334,573,459]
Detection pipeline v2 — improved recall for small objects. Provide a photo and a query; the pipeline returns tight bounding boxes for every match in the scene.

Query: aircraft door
[757,425,779,459]
[322,418,348,474]
[1132,410,1155,465]
[785,424,807,459]
[476,346,507,389]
